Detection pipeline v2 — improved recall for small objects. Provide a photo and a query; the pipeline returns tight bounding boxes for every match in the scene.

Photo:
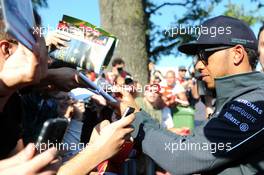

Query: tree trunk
[99,0,149,86]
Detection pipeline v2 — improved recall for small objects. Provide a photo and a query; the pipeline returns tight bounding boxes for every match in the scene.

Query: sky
[38,0,264,71]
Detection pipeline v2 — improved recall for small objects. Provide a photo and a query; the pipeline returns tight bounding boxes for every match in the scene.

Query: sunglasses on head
[197,46,232,65]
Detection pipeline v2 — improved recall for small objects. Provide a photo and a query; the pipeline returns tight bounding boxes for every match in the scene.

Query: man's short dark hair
[258,24,264,40]
[245,47,258,70]
[112,58,125,67]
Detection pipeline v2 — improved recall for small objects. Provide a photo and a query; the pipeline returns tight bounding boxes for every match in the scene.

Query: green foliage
[145,0,222,61]
[146,0,264,62]
[224,0,263,26]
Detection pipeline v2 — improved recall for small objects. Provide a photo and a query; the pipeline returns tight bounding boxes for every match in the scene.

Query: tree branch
[148,1,190,14]
[150,40,180,57]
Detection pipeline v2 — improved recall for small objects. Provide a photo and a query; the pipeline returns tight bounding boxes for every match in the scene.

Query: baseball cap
[178,66,187,71]
[178,16,258,55]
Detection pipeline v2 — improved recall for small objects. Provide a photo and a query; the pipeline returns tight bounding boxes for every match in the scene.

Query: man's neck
[228,67,252,76]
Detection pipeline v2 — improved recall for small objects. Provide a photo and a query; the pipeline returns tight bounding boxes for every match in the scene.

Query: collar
[215,71,264,99]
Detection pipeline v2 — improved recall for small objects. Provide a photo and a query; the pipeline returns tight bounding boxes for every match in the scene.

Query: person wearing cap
[258,24,264,70]
[129,16,264,175]
[177,66,188,85]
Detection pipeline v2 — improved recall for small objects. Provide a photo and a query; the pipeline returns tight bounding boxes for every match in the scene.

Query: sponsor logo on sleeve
[239,123,249,132]
[236,99,263,115]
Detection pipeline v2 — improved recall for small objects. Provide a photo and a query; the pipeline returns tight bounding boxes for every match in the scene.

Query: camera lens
[117,67,123,74]
[125,78,133,85]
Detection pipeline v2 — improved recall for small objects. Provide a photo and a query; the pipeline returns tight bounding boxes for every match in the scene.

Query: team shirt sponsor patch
[220,99,264,132]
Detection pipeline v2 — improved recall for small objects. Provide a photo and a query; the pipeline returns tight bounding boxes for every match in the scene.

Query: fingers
[52,37,68,48]
[54,32,71,41]
[89,120,110,143]
[39,157,62,174]
[115,113,136,128]
[38,170,57,175]
[0,143,35,169]
[119,102,129,116]
[0,146,57,175]
[64,105,74,118]
[97,120,110,133]
[24,147,57,173]
[91,94,107,106]
[18,143,36,161]
[46,31,71,48]
[122,127,134,135]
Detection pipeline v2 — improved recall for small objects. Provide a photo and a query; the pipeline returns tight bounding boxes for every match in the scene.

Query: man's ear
[233,45,244,65]
[0,40,12,59]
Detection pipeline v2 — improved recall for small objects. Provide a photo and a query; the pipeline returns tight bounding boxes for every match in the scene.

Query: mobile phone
[35,118,69,153]
[121,107,135,118]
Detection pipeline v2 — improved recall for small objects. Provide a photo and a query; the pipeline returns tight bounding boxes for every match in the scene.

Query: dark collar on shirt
[215,71,264,99]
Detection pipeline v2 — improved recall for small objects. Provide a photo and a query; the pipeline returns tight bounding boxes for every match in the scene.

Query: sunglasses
[197,46,232,65]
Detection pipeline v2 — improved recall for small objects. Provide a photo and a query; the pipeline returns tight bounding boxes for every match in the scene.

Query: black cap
[178,16,258,55]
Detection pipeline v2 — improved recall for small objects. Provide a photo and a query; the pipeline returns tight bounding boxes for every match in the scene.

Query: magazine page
[49,15,118,74]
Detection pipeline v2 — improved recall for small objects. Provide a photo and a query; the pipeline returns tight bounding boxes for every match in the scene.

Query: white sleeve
[161,107,174,129]
[172,84,185,94]
[69,88,95,101]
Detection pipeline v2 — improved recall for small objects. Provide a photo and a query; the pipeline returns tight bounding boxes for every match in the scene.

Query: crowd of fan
[0,6,264,175]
